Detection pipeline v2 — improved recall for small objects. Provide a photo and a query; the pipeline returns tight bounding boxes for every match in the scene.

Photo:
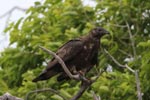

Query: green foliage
[0,0,150,100]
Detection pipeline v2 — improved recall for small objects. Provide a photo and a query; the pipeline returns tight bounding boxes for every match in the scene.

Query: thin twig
[125,21,136,57]
[125,64,135,73]
[25,88,67,100]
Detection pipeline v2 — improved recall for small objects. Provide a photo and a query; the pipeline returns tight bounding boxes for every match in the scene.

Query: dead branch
[25,88,67,100]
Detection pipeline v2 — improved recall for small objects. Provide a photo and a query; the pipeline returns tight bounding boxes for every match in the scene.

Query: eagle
[33,27,109,82]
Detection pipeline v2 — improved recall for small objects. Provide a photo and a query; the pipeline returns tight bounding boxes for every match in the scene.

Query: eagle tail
[57,73,70,82]
[32,70,57,82]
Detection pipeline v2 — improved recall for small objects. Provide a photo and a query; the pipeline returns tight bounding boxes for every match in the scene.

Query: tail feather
[57,73,70,82]
[32,70,57,82]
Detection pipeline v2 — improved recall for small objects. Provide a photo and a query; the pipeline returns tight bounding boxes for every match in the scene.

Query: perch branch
[71,70,103,100]
[104,49,142,100]
[39,46,81,80]
[71,81,92,100]
[25,88,67,100]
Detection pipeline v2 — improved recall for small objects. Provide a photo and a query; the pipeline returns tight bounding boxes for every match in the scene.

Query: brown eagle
[33,27,109,82]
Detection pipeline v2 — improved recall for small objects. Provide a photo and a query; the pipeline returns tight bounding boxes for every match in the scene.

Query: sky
[0,0,95,51]
[0,0,41,51]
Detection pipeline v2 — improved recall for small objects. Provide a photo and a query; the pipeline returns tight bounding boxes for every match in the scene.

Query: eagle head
[90,27,109,38]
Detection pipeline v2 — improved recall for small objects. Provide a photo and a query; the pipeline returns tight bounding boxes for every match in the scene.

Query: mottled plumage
[33,27,109,82]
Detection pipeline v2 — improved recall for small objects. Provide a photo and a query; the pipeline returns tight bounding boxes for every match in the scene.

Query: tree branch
[71,70,103,100]
[104,49,142,100]
[39,46,80,80]
[71,81,91,100]
[104,49,125,68]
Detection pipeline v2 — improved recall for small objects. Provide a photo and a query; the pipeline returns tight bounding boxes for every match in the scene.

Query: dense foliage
[0,0,150,100]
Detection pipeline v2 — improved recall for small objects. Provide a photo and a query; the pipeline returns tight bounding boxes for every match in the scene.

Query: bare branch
[125,64,135,73]
[104,49,126,68]
[25,88,67,100]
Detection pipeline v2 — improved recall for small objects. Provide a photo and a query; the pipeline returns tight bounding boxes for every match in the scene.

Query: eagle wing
[46,39,84,70]
[32,39,84,82]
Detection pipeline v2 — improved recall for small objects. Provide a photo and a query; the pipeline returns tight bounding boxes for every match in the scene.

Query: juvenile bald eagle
[33,27,109,82]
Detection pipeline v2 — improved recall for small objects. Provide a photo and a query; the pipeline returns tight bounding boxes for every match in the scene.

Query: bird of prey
[33,27,109,82]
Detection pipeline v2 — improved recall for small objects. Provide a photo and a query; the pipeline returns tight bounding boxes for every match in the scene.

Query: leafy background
[0,0,150,100]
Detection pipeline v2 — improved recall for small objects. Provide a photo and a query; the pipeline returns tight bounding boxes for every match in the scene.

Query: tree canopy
[0,0,150,100]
